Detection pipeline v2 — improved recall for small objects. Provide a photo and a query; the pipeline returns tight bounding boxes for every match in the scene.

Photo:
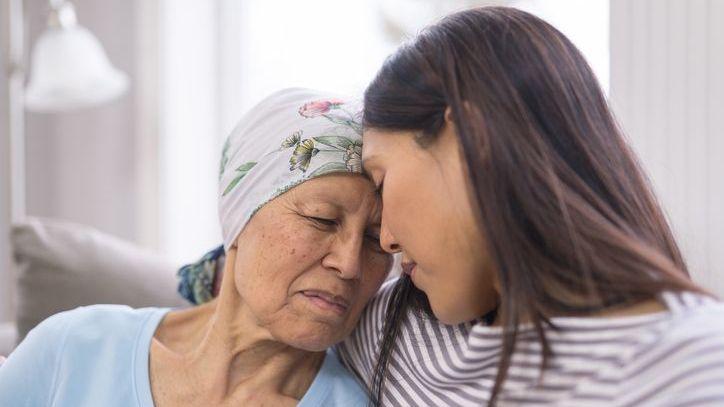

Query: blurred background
[0,0,722,328]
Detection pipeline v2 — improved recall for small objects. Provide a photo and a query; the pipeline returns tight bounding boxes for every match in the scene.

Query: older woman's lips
[301,290,349,315]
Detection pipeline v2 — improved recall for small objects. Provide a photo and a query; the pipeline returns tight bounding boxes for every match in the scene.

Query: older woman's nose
[379,221,401,254]
[322,235,364,279]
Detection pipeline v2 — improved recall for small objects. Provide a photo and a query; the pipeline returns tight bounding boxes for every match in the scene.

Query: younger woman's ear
[444,106,455,124]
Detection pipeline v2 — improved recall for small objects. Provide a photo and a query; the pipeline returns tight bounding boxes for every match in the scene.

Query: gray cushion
[11,217,187,341]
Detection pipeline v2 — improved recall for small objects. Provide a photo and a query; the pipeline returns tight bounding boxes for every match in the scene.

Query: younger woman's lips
[401,262,416,277]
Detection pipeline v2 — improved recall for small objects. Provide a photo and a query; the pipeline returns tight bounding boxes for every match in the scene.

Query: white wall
[610,0,724,296]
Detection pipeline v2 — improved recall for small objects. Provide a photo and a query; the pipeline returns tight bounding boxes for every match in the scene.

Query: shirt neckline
[297,349,333,406]
[132,309,334,406]
[133,308,172,407]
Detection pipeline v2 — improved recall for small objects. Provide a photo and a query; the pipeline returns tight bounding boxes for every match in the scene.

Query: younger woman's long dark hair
[364,7,707,406]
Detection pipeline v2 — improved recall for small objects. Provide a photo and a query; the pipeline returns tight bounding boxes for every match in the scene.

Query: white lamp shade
[25,25,128,112]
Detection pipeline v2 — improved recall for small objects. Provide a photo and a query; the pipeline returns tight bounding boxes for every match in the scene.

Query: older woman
[0,88,391,406]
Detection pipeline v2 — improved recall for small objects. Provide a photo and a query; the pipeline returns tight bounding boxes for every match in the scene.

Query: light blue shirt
[0,305,368,406]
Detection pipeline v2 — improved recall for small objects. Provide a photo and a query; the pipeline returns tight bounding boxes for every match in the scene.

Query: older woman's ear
[220,242,237,281]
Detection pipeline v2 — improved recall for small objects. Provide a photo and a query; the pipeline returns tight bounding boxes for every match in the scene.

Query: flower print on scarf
[289,139,320,172]
[343,141,362,172]
[303,135,361,174]
[278,130,302,151]
[298,99,345,118]
[298,99,363,136]
[220,98,363,197]
[222,161,257,196]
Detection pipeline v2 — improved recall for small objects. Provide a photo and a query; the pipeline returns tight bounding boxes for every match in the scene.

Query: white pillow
[11,217,188,341]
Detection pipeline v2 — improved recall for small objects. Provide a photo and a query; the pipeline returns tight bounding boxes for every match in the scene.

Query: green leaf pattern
[220,99,363,197]
[218,137,232,180]
[222,161,257,196]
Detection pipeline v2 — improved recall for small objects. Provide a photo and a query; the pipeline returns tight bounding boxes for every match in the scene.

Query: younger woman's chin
[428,299,483,325]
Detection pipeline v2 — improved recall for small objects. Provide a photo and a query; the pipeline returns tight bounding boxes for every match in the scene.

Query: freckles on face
[231,175,390,350]
[235,212,317,316]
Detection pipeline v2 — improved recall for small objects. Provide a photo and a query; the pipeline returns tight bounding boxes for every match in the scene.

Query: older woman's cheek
[365,253,392,296]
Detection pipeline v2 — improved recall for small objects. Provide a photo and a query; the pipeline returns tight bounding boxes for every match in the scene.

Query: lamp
[2,0,129,323]
[24,0,129,112]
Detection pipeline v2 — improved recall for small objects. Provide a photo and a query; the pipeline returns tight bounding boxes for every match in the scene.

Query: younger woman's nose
[379,222,401,254]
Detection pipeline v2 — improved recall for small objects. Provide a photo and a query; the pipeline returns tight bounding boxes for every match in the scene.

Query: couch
[1,217,188,355]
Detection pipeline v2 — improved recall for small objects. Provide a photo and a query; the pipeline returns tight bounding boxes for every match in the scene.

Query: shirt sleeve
[0,311,72,407]
[336,277,399,388]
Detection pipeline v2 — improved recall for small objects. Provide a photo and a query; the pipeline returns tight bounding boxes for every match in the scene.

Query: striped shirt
[338,278,724,406]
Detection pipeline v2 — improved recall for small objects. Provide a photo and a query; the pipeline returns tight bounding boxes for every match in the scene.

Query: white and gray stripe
[338,279,724,406]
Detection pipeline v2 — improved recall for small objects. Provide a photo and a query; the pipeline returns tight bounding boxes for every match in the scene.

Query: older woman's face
[231,174,390,351]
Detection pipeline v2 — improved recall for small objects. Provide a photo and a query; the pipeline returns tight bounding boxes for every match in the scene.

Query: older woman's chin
[271,312,360,351]
[278,323,353,352]
[265,292,363,350]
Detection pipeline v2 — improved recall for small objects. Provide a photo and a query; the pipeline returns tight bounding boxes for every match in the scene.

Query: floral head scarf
[178,88,364,304]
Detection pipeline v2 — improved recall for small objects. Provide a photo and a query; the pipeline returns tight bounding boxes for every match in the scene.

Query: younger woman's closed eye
[365,233,387,253]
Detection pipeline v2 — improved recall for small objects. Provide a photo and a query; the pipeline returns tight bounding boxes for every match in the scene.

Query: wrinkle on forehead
[283,174,379,217]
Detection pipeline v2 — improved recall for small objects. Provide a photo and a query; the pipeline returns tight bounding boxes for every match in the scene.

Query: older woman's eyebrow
[296,198,344,212]
[294,191,353,213]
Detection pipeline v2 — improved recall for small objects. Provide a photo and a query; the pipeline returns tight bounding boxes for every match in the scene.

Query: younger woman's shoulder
[633,291,724,358]
[663,291,724,336]
[615,292,724,405]
[656,292,724,356]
